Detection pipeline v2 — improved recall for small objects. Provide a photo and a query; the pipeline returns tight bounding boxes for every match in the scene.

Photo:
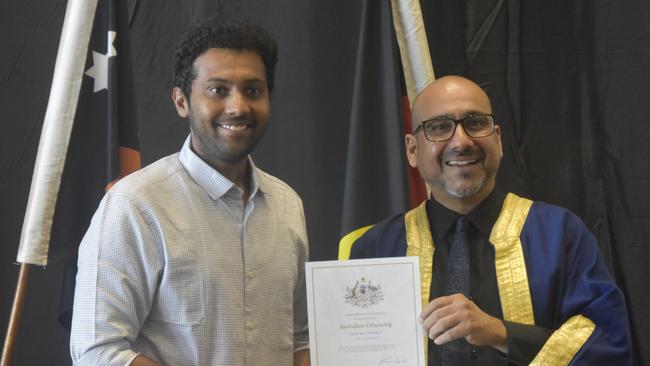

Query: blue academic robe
[344,193,632,365]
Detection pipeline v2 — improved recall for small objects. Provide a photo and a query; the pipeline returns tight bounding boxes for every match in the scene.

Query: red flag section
[339,0,427,258]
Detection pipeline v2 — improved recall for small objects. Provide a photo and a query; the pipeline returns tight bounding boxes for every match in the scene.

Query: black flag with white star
[50,0,141,330]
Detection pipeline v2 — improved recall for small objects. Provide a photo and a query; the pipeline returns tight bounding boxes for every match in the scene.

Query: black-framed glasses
[413,114,496,142]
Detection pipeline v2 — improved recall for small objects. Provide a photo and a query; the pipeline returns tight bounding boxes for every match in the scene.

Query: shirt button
[471,349,478,358]
[248,271,255,280]
[246,321,256,330]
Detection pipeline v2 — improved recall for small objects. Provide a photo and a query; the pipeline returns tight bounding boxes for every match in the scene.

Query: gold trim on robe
[530,315,595,365]
[489,193,535,325]
[402,193,594,364]
[404,201,434,364]
[491,193,595,362]
[338,225,373,260]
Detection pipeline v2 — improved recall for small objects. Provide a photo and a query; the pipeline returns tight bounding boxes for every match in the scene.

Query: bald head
[412,76,492,129]
[405,75,502,214]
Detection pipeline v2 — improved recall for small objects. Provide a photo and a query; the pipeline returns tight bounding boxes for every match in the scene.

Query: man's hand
[131,355,163,366]
[293,349,310,366]
[419,293,508,353]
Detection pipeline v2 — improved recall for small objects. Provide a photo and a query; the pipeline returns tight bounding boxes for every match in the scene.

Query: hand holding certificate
[306,257,425,366]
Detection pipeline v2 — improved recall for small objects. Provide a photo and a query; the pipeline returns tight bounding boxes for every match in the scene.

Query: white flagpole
[3,1,98,365]
[391,0,433,200]
[391,0,435,106]
[16,0,99,265]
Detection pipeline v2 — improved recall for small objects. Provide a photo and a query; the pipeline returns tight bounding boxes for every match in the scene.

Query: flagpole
[15,0,99,266]
[391,0,435,103]
[2,0,99,363]
[1,264,31,366]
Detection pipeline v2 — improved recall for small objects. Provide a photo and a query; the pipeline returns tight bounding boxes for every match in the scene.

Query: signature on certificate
[378,355,409,365]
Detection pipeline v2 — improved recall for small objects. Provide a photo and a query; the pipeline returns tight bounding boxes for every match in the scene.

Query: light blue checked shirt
[70,137,309,365]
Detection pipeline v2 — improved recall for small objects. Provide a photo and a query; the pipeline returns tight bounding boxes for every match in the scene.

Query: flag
[390,0,432,206]
[55,0,141,329]
[15,0,141,329]
[339,0,427,258]
[16,0,99,267]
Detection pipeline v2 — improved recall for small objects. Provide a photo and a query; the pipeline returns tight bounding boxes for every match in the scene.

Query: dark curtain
[422,1,649,363]
[1,0,648,364]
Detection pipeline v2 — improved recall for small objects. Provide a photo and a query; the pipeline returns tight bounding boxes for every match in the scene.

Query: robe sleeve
[529,211,632,365]
[504,320,552,365]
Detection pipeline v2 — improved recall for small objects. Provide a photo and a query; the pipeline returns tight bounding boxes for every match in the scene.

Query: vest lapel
[405,201,434,363]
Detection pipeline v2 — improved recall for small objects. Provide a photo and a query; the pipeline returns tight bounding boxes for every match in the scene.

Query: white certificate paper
[305,257,425,366]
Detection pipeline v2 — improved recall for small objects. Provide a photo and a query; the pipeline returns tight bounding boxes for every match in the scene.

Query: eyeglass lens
[423,115,494,141]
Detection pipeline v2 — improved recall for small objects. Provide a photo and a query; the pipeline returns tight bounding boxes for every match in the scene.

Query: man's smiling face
[173,47,270,168]
[406,76,503,212]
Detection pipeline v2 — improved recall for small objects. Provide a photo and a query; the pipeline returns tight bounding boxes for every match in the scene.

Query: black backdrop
[1,0,648,364]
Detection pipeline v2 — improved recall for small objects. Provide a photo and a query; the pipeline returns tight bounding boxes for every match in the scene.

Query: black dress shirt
[426,191,550,365]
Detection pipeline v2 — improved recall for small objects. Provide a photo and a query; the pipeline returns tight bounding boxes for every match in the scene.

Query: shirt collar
[466,190,506,238]
[426,189,506,241]
[178,136,267,200]
[426,196,457,243]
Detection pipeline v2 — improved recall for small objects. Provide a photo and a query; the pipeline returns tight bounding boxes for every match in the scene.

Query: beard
[442,170,489,198]
[189,112,264,165]
[435,146,493,198]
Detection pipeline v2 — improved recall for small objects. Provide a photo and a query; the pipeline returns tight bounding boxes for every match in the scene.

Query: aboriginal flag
[339,0,427,257]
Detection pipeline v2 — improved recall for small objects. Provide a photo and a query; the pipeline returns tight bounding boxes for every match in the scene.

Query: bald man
[345,76,632,365]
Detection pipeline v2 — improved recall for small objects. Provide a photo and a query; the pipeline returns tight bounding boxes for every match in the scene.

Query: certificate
[305,257,425,366]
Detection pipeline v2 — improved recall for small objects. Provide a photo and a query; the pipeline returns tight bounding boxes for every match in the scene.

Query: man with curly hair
[70,17,310,366]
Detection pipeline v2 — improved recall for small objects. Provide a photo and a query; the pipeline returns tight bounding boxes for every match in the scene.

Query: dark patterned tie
[441,217,471,365]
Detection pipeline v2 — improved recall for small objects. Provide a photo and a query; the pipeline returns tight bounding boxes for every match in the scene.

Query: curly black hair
[172,17,278,98]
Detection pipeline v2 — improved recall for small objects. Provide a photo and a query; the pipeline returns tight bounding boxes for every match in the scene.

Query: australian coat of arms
[344,277,384,308]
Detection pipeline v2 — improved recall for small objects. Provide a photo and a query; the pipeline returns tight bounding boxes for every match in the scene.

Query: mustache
[441,146,485,161]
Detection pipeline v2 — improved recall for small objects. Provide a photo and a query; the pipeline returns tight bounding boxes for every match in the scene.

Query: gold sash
[404,193,594,364]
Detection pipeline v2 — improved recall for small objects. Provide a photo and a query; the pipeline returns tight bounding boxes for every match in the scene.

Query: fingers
[432,320,467,345]
[419,293,457,321]
[419,294,508,349]
[419,294,471,344]
[428,311,463,344]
